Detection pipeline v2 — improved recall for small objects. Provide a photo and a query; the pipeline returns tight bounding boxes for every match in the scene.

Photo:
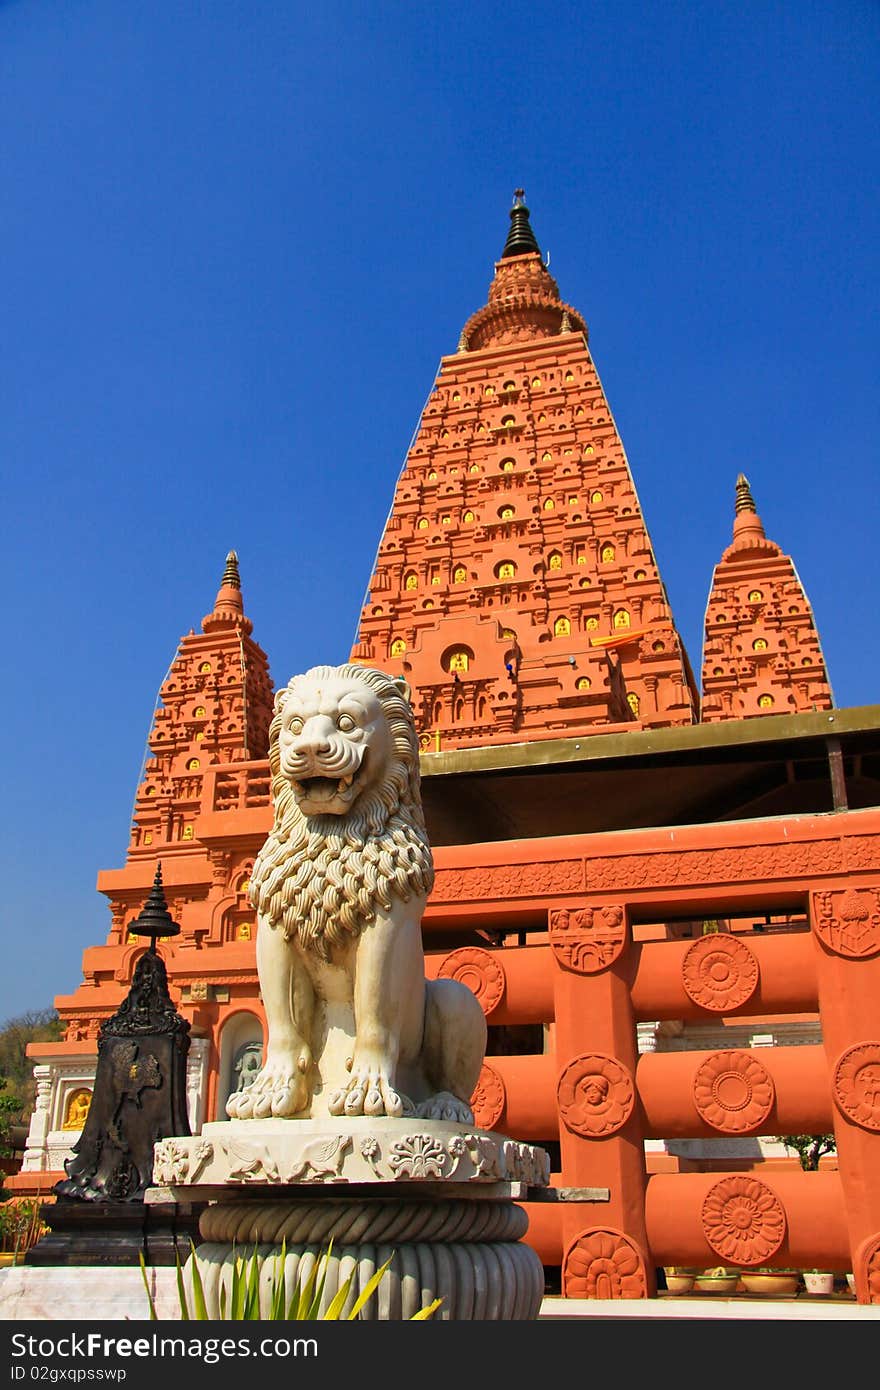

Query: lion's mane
[248,664,434,959]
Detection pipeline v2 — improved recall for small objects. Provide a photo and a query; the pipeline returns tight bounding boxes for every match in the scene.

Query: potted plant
[802,1269,834,1295]
[663,1266,696,1295]
[740,1267,800,1296]
[0,1198,49,1266]
[694,1266,740,1294]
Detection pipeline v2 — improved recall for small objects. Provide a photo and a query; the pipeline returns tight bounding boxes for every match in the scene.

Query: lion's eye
[287,717,304,735]
[337,714,356,733]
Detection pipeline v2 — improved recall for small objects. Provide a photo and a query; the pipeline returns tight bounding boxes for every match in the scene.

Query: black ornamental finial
[222,549,241,589]
[501,189,541,259]
[735,474,757,515]
[128,863,181,951]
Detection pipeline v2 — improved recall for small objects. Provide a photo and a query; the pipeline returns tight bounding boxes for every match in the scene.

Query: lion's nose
[294,717,335,756]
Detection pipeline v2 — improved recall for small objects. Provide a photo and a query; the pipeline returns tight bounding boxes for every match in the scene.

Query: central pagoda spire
[460,191,586,352]
[350,195,698,751]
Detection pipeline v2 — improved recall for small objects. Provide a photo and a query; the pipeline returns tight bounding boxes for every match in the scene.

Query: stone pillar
[21,1067,53,1172]
[549,903,653,1298]
[810,885,880,1302]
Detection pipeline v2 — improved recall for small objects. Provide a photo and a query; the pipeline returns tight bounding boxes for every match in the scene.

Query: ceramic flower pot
[664,1271,696,1294]
[694,1273,739,1294]
[741,1271,800,1297]
[803,1271,834,1295]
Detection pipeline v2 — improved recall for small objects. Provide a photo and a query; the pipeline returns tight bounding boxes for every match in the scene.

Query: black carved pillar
[28,864,202,1265]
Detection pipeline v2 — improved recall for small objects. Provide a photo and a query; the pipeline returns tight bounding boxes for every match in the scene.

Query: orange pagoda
[19,194,880,1304]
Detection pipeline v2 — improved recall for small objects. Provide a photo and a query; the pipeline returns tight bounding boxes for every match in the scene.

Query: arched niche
[216,1011,264,1119]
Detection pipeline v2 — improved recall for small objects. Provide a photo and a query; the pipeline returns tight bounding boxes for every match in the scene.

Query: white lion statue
[226,663,487,1123]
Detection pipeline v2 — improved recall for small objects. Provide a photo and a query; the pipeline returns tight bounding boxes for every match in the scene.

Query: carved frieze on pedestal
[832,1042,880,1131]
[682,934,759,1011]
[810,888,880,959]
[548,903,627,973]
[557,1053,634,1137]
[152,1118,550,1320]
[701,1175,786,1266]
[562,1228,648,1299]
[692,1051,775,1133]
[153,1117,549,1189]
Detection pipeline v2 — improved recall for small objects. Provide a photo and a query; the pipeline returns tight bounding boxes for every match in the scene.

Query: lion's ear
[393,676,413,706]
[274,687,290,716]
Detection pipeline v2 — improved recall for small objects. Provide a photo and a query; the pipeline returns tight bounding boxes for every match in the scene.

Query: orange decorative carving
[833,1043,880,1132]
[562,1228,648,1300]
[702,1175,786,1265]
[682,935,759,1012]
[557,1053,634,1137]
[693,1051,775,1133]
[854,1233,880,1305]
[588,839,842,892]
[548,904,627,974]
[438,947,505,1015]
[432,860,583,902]
[470,1062,506,1130]
[811,888,880,959]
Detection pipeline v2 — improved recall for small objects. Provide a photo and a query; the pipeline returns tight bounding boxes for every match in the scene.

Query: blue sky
[1,1,878,1025]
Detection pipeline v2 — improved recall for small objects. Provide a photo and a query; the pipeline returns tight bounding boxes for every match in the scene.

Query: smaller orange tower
[700,475,834,721]
[127,551,274,862]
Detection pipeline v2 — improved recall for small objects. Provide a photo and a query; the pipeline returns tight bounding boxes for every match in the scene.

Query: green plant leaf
[187,1241,208,1321]
[137,1251,158,1322]
[410,1298,443,1320]
[175,1253,191,1322]
[304,1241,332,1320]
[346,1254,394,1320]
[244,1247,262,1320]
[269,1240,288,1321]
[323,1271,356,1320]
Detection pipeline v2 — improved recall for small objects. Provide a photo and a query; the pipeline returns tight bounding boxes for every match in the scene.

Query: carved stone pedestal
[151,1117,550,1320]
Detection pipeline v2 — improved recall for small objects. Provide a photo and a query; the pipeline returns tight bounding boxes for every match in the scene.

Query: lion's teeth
[340,775,353,789]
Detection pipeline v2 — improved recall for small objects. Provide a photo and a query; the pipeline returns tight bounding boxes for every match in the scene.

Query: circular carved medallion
[693,1051,775,1133]
[470,1062,506,1130]
[562,1228,647,1300]
[437,947,505,1016]
[702,1175,786,1265]
[854,1232,880,1305]
[557,1054,634,1137]
[833,1043,880,1132]
[682,935,759,1012]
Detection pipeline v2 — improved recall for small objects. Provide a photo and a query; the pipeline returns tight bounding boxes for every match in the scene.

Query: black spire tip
[129,862,181,949]
[222,550,241,589]
[501,189,541,259]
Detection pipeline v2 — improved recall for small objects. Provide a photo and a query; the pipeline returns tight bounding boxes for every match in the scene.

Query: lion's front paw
[416,1092,474,1123]
[226,1050,311,1119]
[327,1059,408,1119]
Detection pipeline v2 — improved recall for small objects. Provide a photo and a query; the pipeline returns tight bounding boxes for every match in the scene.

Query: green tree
[776,1133,837,1170]
[0,1080,19,1160]
[0,1008,62,1121]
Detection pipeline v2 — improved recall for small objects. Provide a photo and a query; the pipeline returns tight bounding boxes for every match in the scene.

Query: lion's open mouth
[293,763,363,811]
[296,775,353,801]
